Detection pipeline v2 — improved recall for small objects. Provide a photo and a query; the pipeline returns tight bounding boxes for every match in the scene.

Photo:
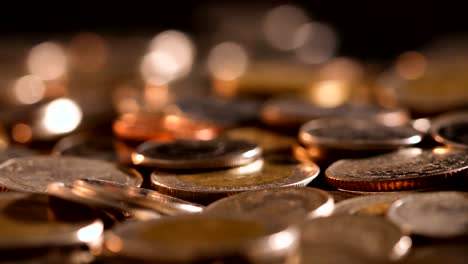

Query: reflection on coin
[74,179,205,216]
[431,111,468,149]
[104,215,298,263]
[325,148,468,191]
[205,187,333,229]
[0,192,103,248]
[225,127,296,153]
[387,192,468,238]
[151,157,320,203]
[53,133,117,162]
[301,215,411,261]
[132,139,261,170]
[332,193,409,216]
[0,156,143,193]
[299,118,422,150]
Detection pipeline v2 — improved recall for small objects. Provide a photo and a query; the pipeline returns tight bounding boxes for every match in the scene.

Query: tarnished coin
[301,215,411,261]
[332,193,409,216]
[431,111,468,149]
[325,147,468,191]
[387,192,468,238]
[0,192,103,248]
[205,187,333,229]
[299,118,422,150]
[53,133,117,162]
[132,139,261,170]
[0,156,143,193]
[224,127,296,153]
[104,215,298,263]
[151,155,320,203]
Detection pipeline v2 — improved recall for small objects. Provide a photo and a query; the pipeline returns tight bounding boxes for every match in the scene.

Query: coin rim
[430,111,468,149]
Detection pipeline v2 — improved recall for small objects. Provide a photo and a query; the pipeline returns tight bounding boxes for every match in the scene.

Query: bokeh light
[13,75,46,104]
[41,98,82,134]
[27,42,67,80]
[208,42,249,80]
[294,22,338,64]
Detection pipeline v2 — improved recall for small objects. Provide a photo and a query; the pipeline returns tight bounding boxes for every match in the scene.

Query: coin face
[0,156,143,193]
[332,193,409,216]
[0,192,103,248]
[132,139,261,170]
[301,215,411,261]
[205,187,333,229]
[299,118,422,150]
[387,192,468,238]
[53,133,117,162]
[325,148,468,191]
[151,157,320,203]
[431,111,468,148]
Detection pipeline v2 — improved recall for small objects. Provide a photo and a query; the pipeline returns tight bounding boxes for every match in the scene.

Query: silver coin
[431,111,468,149]
[301,215,411,261]
[0,146,37,164]
[0,156,143,193]
[205,187,333,229]
[332,193,409,216]
[132,139,261,169]
[387,191,468,238]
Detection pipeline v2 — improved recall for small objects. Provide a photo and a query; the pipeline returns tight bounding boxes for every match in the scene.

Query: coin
[0,145,37,165]
[300,215,412,261]
[205,187,333,229]
[53,132,117,162]
[399,242,468,264]
[0,192,103,248]
[325,147,468,191]
[104,215,299,263]
[387,192,468,238]
[332,193,409,216]
[132,139,261,170]
[431,111,468,149]
[0,156,143,193]
[224,127,296,153]
[151,155,320,203]
[299,118,422,150]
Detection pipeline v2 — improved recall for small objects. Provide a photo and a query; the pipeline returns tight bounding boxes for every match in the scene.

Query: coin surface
[53,133,117,162]
[300,215,411,261]
[431,111,468,148]
[224,127,296,153]
[387,192,468,238]
[132,139,261,170]
[0,192,103,248]
[205,187,333,229]
[0,156,143,193]
[299,118,422,150]
[104,215,298,263]
[0,146,37,165]
[151,156,320,203]
[332,193,409,216]
[325,147,468,191]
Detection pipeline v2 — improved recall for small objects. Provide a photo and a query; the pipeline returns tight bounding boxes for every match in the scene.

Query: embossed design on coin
[133,139,261,169]
[332,193,409,216]
[431,111,468,148]
[325,148,468,191]
[387,192,468,238]
[0,156,143,193]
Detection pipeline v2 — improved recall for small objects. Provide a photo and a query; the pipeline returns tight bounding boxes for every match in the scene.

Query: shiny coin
[151,155,320,203]
[132,139,261,170]
[104,215,298,263]
[0,156,143,193]
[325,147,468,191]
[205,187,333,230]
[431,111,468,149]
[301,215,411,261]
[224,127,296,153]
[0,192,103,248]
[332,193,409,216]
[299,118,422,150]
[387,192,468,238]
[53,132,117,162]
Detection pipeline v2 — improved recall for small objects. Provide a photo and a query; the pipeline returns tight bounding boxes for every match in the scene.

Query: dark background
[1,1,467,60]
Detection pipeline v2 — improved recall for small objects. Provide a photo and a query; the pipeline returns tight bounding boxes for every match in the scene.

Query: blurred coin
[0,156,143,193]
[132,139,261,170]
[224,127,296,153]
[301,215,411,261]
[387,192,468,238]
[399,242,468,264]
[151,154,320,203]
[205,187,333,229]
[325,147,468,191]
[326,190,360,203]
[0,192,103,249]
[332,193,409,216]
[0,145,37,165]
[431,111,468,149]
[103,215,298,263]
[53,132,117,162]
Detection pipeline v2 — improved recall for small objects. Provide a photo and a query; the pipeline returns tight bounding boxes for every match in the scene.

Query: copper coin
[431,111,468,149]
[325,147,468,191]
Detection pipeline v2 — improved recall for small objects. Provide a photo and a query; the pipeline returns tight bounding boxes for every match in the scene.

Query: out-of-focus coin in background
[431,111,468,149]
[224,127,296,153]
[53,132,117,162]
[332,193,409,216]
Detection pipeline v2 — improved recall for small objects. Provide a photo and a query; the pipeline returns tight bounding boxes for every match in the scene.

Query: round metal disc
[332,193,409,216]
[0,156,143,193]
[53,133,117,162]
[301,215,411,261]
[151,157,320,203]
[431,111,468,149]
[325,148,468,191]
[299,118,422,150]
[133,139,261,170]
[387,192,468,238]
